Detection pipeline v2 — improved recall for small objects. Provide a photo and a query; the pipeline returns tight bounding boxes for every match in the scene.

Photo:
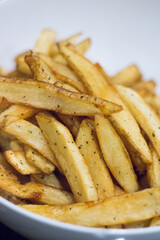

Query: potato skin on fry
[36,113,98,202]
[0,77,122,116]
[20,188,160,227]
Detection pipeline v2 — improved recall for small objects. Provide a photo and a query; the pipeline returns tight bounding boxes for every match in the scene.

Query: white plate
[0,0,160,239]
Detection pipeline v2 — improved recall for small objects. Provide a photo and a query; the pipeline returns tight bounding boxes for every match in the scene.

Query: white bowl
[0,0,160,239]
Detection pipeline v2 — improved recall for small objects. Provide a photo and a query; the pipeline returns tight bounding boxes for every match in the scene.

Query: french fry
[133,80,156,94]
[111,65,142,86]
[3,119,58,167]
[95,115,139,192]
[0,188,26,204]
[57,113,82,138]
[4,150,41,175]
[144,93,160,116]
[36,113,98,202]
[25,53,86,92]
[10,140,23,151]
[150,216,160,227]
[94,63,110,80]
[116,85,160,158]
[50,60,80,82]
[0,67,9,76]
[147,143,160,187]
[74,38,91,55]
[0,104,38,129]
[76,119,115,199]
[0,164,74,205]
[20,188,160,226]
[0,78,122,116]
[0,97,10,112]
[0,131,13,151]
[31,173,64,190]
[24,145,55,174]
[34,29,56,55]
[60,46,152,164]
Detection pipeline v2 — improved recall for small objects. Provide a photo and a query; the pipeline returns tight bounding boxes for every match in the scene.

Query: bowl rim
[0,196,160,237]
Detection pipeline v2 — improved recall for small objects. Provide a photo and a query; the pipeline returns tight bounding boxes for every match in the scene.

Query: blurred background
[0,0,160,85]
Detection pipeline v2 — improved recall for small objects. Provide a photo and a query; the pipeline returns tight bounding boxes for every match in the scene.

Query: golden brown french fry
[147,143,160,187]
[10,140,23,151]
[74,38,91,55]
[25,53,86,93]
[24,145,55,174]
[4,150,41,174]
[94,63,110,80]
[111,65,142,86]
[150,216,160,227]
[133,80,156,93]
[0,104,38,129]
[36,113,98,202]
[95,115,139,192]
[31,173,64,190]
[3,119,58,167]
[50,60,80,82]
[0,97,10,112]
[124,219,150,228]
[0,131,13,151]
[0,78,122,116]
[116,85,160,158]
[20,188,160,226]
[60,46,151,164]
[0,164,74,205]
[144,93,160,116]
[76,119,115,199]
[53,54,67,65]
[57,113,82,138]
[0,188,26,204]
[34,29,56,55]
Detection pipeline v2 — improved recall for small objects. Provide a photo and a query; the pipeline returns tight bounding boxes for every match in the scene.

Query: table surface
[0,222,28,240]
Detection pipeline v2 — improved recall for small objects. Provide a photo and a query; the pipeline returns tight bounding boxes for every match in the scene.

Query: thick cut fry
[0,164,74,205]
[0,104,38,129]
[34,29,56,55]
[0,188,26,204]
[133,80,156,93]
[36,113,98,202]
[24,145,55,174]
[0,130,14,151]
[57,113,82,138]
[10,140,23,151]
[147,144,160,187]
[3,119,58,167]
[94,63,110,80]
[25,53,85,93]
[20,188,160,226]
[0,97,10,112]
[74,38,91,55]
[76,119,115,199]
[111,65,142,86]
[4,150,41,175]
[31,173,64,190]
[0,78,122,116]
[144,93,160,116]
[150,216,160,227]
[95,115,139,192]
[117,85,160,158]
[50,60,80,82]
[60,46,151,164]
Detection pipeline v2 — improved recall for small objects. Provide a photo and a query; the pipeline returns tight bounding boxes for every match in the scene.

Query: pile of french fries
[1,29,160,228]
